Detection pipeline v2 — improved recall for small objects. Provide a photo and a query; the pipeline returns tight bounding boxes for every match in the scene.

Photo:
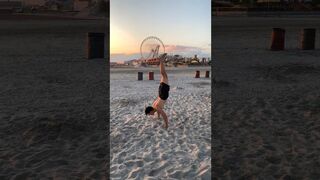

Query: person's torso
[152,97,165,110]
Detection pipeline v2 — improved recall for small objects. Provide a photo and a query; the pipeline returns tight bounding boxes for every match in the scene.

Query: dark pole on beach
[149,72,154,80]
[270,28,285,51]
[138,72,143,80]
[300,28,316,50]
[195,71,200,78]
[87,32,105,59]
[105,0,109,60]
[205,71,210,78]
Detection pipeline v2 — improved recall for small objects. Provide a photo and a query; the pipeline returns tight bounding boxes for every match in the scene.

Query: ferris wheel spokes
[140,36,165,61]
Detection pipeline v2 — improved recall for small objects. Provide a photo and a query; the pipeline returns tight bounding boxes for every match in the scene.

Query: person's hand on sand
[162,123,168,129]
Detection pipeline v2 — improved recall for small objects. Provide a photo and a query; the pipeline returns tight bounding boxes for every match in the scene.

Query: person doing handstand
[145,53,170,129]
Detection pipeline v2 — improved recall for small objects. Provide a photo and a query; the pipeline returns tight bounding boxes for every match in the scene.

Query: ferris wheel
[140,36,165,61]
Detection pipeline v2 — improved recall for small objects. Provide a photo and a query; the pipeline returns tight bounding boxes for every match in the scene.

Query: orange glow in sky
[110,23,139,54]
[110,0,211,62]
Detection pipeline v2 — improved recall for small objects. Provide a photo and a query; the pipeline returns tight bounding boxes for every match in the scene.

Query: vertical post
[149,72,154,80]
[300,28,316,50]
[205,71,210,78]
[87,32,105,59]
[138,72,143,81]
[270,28,285,51]
[195,71,200,78]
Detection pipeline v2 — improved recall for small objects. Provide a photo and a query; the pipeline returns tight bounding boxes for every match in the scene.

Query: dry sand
[110,67,211,179]
[2,14,320,180]
[213,16,320,179]
[0,20,108,179]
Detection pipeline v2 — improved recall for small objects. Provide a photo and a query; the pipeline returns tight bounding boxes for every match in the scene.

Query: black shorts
[159,82,170,100]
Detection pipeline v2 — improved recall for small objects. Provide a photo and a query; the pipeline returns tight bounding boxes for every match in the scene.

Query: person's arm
[157,108,168,129]
[157,111,160,119]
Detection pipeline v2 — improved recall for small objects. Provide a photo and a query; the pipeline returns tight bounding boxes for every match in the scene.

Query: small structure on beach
[86,32,105,59]
[137,72,143,80]
[300,28,316,50]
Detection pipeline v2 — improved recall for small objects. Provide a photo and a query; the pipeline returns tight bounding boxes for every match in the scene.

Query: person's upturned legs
[159,54,168,84]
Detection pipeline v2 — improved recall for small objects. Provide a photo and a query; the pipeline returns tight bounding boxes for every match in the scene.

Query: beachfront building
[188,55,201,66]
[0,1,22,13]
[110,61,127,67]
[255,0,315,10]
[73,0,90,11]
[123,60,131,66]
[213,0,234,7]
[123,59,140,66]
[201,58,207,64]
[190,59,201,64]
[193,55,199,61]
[19,0,91,11]
[110,62,117,67]
[22,0,45,8]
[256,0,284,8]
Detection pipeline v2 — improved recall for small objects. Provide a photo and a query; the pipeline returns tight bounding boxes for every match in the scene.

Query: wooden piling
[87,32,105,59]
[270,28,285,51]
[195,71,200,78]
[138,72,143,80]
[149,72,154,80]
[300,28,316,50]
[205,71,210,78]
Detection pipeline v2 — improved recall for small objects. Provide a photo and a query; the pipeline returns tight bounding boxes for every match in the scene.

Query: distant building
[256,0,281,3]
[201,58,206,64]
[190,60,200,64]
[110,62,117,65]
[19,0,91,11]
[125,59,142,66]
[73,0,90,11]
[22,0,45,8]
[213,0,234,7]
[0,1,22,13]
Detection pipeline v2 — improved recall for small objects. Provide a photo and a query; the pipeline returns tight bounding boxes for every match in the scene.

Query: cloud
[110,53,141,62]
[165,45,202,52]
[164,44,211,58]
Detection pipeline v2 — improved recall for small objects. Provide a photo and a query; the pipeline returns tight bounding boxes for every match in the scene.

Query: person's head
[145,106,156,115]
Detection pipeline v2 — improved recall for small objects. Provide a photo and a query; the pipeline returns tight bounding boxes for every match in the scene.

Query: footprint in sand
[168,170,184,179]
[147,161,168,176]
[127,167,142,179]
[124,159,144,168]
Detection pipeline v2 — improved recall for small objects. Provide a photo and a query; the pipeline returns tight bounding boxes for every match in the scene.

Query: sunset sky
[110,0,211,62]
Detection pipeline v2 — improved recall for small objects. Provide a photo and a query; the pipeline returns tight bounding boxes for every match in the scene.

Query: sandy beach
[110,67,211,179]
[2,12,320,179]
[0,19,108,178]
[213,16,320,179]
